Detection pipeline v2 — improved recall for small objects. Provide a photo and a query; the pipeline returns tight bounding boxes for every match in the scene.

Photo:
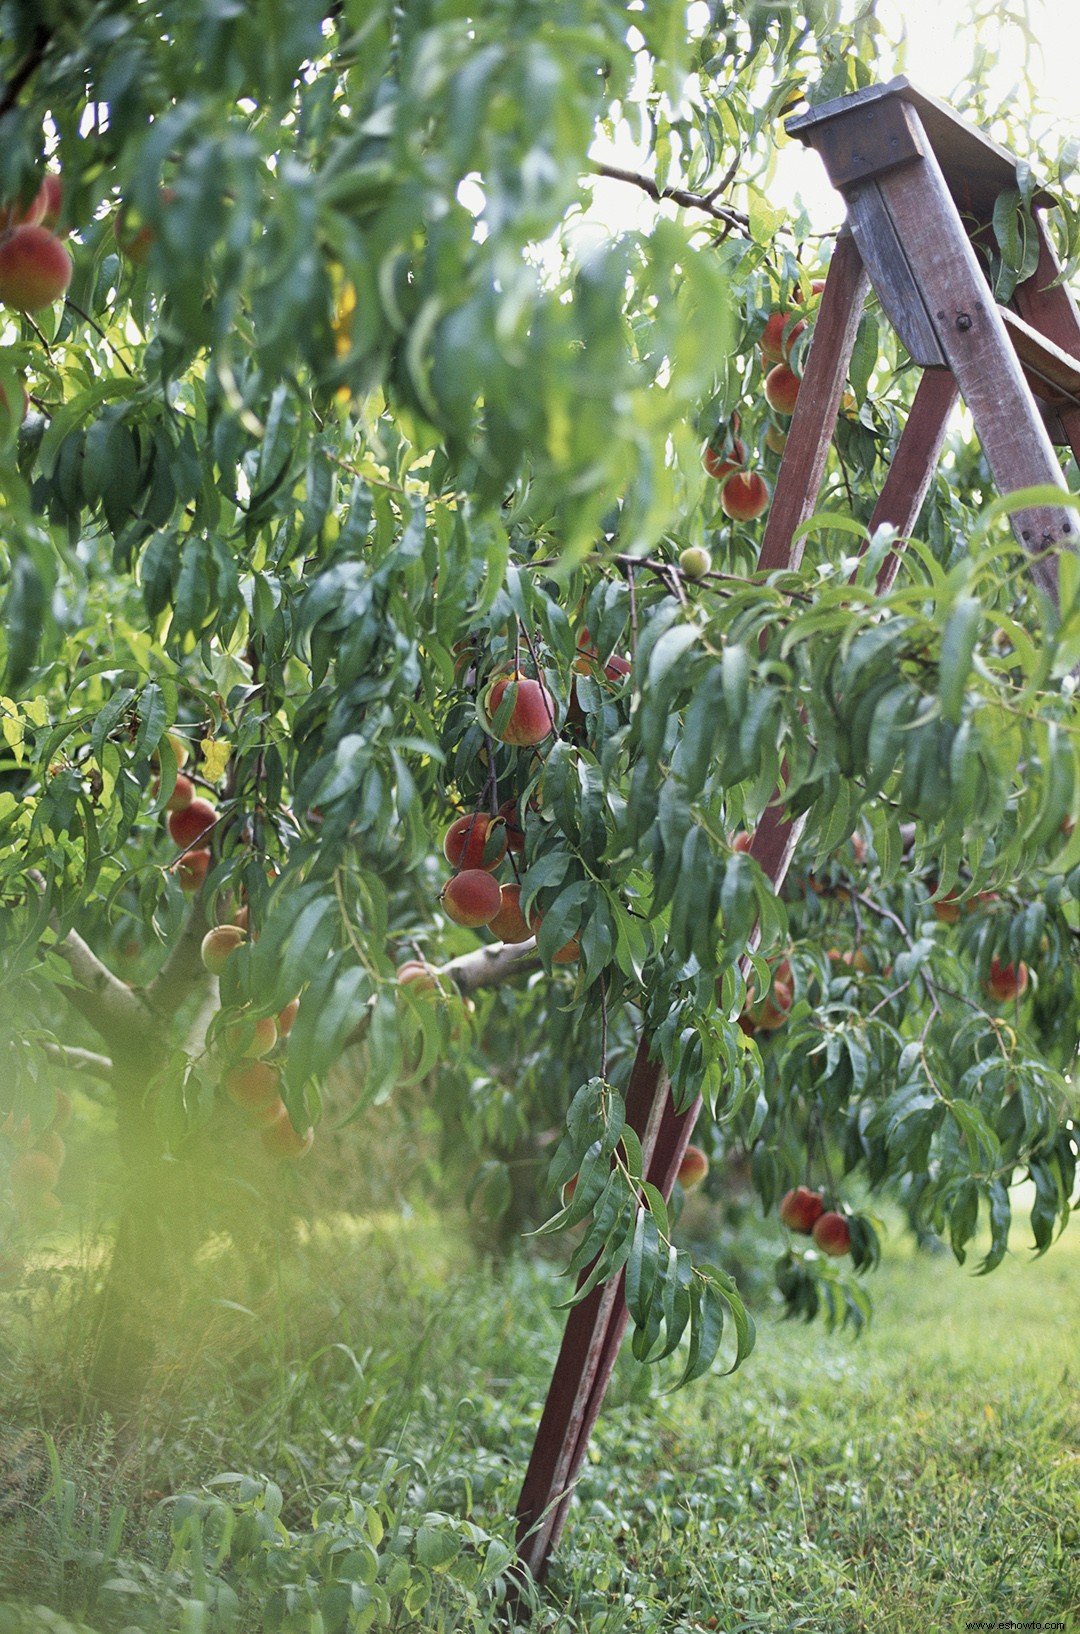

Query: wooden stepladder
[514,76,1080,1583]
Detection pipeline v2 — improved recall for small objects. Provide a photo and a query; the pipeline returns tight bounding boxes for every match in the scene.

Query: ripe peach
[739,958,793,1034]
[443,811,508,871]
[677,1145,709,1189]
[201,924,247,975]
[488,883,532,944]
[0,225,72,311]
[175,848,211,892]
[779,1186,824,1234]
[397,959,439,991]
[760,311,805,364]
[276,998,300,1037]
[763,422,788,455]
[224,1061,280,1112]
[160,773,195,812]
[260,1106,314,1159]
[719,470,770,522]
[441,869,502,928]
[984,957,1029,1005]
[764,364,800,416]
[497,799,525,853]
[703,434,747,482]
[812,1211,851,1256]
[828,947,869,974]
[484,674,557,746]
[226,1015,278,1059]
[168,796,217,850]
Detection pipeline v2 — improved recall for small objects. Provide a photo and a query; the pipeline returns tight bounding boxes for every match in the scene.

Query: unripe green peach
[679,546,712,580]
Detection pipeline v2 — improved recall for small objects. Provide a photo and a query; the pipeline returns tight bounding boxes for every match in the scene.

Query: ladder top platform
[786,76,1051,221]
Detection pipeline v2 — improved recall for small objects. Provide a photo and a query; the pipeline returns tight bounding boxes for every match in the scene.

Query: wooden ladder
[513,75,1080,1584]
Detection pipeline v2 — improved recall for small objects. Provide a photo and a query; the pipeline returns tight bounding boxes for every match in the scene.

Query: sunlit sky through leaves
[582,0,1079,244]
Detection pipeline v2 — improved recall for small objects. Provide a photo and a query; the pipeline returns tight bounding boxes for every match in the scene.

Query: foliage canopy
[2,0,1080,1388]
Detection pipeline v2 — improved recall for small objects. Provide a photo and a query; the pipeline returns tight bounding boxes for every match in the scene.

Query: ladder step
[998,306,1080,405]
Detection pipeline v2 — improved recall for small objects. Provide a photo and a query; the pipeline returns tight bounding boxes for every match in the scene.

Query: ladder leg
[1013,213,1080,472]
[758,231,872,571]
[866,368,960,592]
[513,1039,667,1577]
[861,151,1076,607]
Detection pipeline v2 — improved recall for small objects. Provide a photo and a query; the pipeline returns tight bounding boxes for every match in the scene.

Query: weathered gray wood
[842,181,947,365]
[809,93,926,193]
[860,109,1076,606]
[1013,214,1080,464]
[758,231,871,571]
[788,76,1049,223]
[998,306,1080,403]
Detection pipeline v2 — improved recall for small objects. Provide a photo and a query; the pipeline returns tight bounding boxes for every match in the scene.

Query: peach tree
[1,0,1079,1404]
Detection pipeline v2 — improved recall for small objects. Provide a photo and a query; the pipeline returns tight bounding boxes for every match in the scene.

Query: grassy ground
[1,1199,1078,1634]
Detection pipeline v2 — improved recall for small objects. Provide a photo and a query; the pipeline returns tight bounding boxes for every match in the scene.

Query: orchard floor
[1,1203,1079,1634]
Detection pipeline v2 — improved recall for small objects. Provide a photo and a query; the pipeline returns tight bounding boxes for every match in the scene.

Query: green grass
[1,1203,1079,1633]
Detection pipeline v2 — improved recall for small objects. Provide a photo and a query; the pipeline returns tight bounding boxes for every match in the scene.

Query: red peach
[200,924,247,974]
[441,869,502,928]
[226,1015,277,1059]
[0,225,72,311]
[812,1211,851,1256]
[677,1145,709,1189]
[984,957,1029,1005]
[224,1061,280,1111]
[175,848,211,892]
[720,470,770,522]
[703,435,747,481]
[168,796,217,850]
[488,884,533,944]
[760,311,805,365]
[779,1186,824,1234]
[484,674,557,746]
[764,364,800,416]
[443,812,508,871]
[260,1106,314,1159]
[276,998,300,1037]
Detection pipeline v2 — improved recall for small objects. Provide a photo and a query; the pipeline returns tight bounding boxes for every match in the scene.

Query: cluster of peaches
[779,1184,851,1256]
[158,736,312,1159]
[0,172,70,315]
[434,669,583,961]
[0,165,177,320]
[2,1090,72,1220]
[701,278,826,523]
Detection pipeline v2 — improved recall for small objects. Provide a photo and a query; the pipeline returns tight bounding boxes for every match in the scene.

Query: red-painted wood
[758,232,871,572]
[866,368,960,593]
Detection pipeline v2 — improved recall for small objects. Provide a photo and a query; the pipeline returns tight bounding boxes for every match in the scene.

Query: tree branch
[50,922,152,1046]
[443,939,545,995]
[145,898,211,1019]
[41,1042,113,1079]
[590,163,750,235]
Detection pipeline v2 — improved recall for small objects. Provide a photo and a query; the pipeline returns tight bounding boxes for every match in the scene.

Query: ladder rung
[998,306,1080,405]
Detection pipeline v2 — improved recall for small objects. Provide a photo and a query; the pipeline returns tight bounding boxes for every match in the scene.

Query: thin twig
[591,162,750,235]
